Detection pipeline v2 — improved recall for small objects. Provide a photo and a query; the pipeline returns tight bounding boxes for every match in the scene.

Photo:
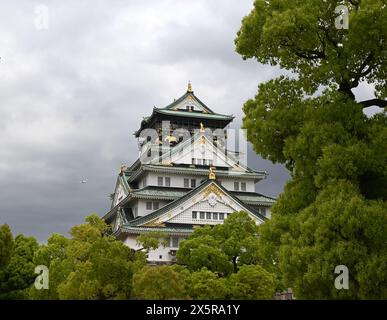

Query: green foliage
[177,212,261,274]
[265,181,387,299]
[236,0,386,100]
[0,232,39,300]
[28,214,145,300]
[0,224,13,268]
[236,0,387,299]
[132,266,188,300]
[186,268,228,300]
[28,233,69,300]
[227,265,276,300]
[57,215,142,300]
[136,231,168,252]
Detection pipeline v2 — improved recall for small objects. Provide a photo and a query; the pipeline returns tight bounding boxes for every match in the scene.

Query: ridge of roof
[162,91,215,114]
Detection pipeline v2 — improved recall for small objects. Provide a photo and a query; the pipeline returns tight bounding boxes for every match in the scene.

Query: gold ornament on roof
[209,167,216,180]
[119,164,126,176]
[187,81,193,93]
[200,122,205,133]
[165,135,177,143]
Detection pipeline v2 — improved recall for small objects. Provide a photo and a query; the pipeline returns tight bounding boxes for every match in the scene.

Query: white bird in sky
[80,179,88,184]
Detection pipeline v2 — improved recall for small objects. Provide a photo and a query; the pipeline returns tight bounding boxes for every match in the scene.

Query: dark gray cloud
[0,1,373,242]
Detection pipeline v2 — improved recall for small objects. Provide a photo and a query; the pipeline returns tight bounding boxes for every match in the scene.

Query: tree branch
[350,53,375,87]
[359,99,387,108]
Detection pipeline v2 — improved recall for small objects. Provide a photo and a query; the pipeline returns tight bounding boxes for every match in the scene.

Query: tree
[177,212,261,274]
[131,266,188,300]
[56,214,143,300]
[227,265,276,300]
[235,0,387,299]
[28,233,70,300]
[136,231,168,253]
[236,0,386,109]
[186,268,228,300]
[0,224,13,268]
[27,214,145,300]
[271,181,387,299]
[0,232,39,300]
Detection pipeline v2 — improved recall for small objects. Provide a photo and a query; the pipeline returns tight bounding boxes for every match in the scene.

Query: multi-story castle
[103,83,275,264]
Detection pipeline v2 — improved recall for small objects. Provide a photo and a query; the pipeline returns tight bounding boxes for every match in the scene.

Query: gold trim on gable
[143,220,165,228]
[202,184,223,198]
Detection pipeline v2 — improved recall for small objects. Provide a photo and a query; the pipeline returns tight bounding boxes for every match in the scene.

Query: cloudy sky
[0,1,379,242]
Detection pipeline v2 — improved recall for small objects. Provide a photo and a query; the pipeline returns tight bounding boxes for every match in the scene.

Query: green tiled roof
[132,186,275,204]
[119,225,193,235]
[134,90,234,136]
[155,109,234,120]
[132,187,187,199]
[233,193,276,204]
[163,91,214,113]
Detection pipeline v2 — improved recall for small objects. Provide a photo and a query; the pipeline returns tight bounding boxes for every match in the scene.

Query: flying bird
[80,179,88,184]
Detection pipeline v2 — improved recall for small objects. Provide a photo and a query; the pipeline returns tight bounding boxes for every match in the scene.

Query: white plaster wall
[169,199,234,225]
[124,234,187,263]
[138,199,169,216]
[170,141,230,168]
[221,179,255,192]
[145,171,256,192]
[114,184,127,207]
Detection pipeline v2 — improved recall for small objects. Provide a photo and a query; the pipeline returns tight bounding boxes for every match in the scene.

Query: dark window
[234,181,239,191]
[157,176,163,186]
[165,177,171,187]
[153,202,159,210]
[146,202,152,210]
[219,213,225,220]
[191,179,196,188]
[241,182,246,191]
[200,212,205,219]
[206,212,211,220]
[171,237,179,248]
[192,211,197,219]
[159,255,162,259]
[261,207,267,216]
[213,212,218,220]
[184,178,189,188]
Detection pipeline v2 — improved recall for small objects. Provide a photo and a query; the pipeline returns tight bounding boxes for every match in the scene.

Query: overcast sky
[0,1,379,242]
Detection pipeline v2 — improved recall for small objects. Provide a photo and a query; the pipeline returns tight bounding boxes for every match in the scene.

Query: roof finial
[200,122,205,133]
[187,81,193,93]
[209,167,216,180]
[119,164,126,176]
